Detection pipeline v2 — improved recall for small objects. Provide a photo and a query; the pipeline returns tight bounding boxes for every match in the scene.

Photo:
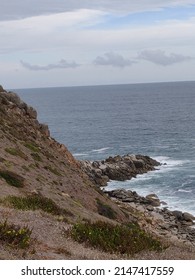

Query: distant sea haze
[17,81,195,215]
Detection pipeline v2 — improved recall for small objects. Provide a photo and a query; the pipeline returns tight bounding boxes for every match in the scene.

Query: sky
[1,0,195,89]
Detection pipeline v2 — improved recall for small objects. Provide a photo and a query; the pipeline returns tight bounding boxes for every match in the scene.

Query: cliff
[1,85,195,260]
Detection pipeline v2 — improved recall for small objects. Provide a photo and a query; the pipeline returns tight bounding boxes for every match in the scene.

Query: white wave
[91,147,111,153]
[152,156,191,176]
[154,156,189,166]
[130,174,153,182]
[73,153,89,157]
[177,189,192,193]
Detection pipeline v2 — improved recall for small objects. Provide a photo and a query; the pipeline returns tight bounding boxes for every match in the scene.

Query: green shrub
[4,194,73,217]
[44,165,61,176]
[0,220,31,248]
[31,153,42,162]
[0,170,25,188]
[96,199,116,219]
[24,142,40,153]
[69,221,163,255]
[5,147,27,160]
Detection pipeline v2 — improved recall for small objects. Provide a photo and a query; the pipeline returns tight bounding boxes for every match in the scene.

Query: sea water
[16,81,195,215]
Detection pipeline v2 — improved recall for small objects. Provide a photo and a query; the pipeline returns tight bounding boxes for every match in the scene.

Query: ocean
[15,81,195,215]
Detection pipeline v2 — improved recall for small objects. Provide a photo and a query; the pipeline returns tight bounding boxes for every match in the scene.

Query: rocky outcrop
[0,87,49,137]
[105,188,161,207]
[0,88,36,117]
[0,85,6,92]
[80,154,160,186]
[105,188,195,246]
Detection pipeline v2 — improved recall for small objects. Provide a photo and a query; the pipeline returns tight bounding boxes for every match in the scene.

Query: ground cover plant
[0,220,31,248]
[69,221,163,255]
[3,194,73,217]
[5,147,28,160]
[0,170,25,188]
[24,142,40,153]
[96,198,117,219]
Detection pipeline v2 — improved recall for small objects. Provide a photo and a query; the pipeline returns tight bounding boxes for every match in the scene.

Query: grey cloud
[1,0,194,21]
[94,52,135,68]
[20,59,79,71]
[0,0,71,21]
[137,50,193,66]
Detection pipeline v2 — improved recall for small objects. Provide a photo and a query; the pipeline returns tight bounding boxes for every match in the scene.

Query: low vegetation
[3,194,73,217]
[96,198,117,219]
[0,219,32,249]
[5,147,28,160]
[24,142,40,153]
[0,170,25,188]
[44,165,61,176]
[69,221,163,255]
[31,153,42,162]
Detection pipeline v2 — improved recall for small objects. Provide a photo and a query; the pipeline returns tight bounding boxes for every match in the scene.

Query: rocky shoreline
[104,188,195,247]
[80,154,195,247]
[79,154,160,186]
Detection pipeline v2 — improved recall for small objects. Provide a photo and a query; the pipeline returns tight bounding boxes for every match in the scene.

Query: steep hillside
[0,86,127,218]
[1,85,195,260]
[0,85,130,259]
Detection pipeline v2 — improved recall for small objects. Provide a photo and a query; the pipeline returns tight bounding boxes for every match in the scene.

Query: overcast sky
[1,0,195,88]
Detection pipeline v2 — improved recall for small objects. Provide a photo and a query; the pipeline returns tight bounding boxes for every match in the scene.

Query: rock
[182,212,195,222]
[160,223,170,230]
[161,201,167,205]
[61,192,70,198]
[172,210,183,220]
[136,205,145,212]
[146,193,159,199]
[150,211,164,221]
[122,197,135,203]
[80,154,160,187]
[145,194,161,207]
[92,161,100,168]
[133,159,144,169]
[0,85,6,92]
[146,205,154,211]
[169,234,179,242]
[99,164,107,172]
[39,123,50,137]
[95,175,109,186]
[30,189,39,195]
[181,220,194,227]
[26,105,37,119]
[5,91,21,106]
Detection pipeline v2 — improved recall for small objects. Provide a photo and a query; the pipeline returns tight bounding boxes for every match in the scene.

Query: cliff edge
[1,85,195,260]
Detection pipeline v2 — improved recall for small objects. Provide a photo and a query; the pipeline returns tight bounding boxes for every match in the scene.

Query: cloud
[20,59,80,71]
[1,1,195,88]
[1,0,195,20]
[93,52,135,68]
[137,49,193,66]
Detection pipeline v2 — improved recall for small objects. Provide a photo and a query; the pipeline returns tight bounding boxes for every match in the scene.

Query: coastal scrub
[3,194,73,217]
[0,170,25,188]
[69,221,163,255]
[0,220,31,248]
